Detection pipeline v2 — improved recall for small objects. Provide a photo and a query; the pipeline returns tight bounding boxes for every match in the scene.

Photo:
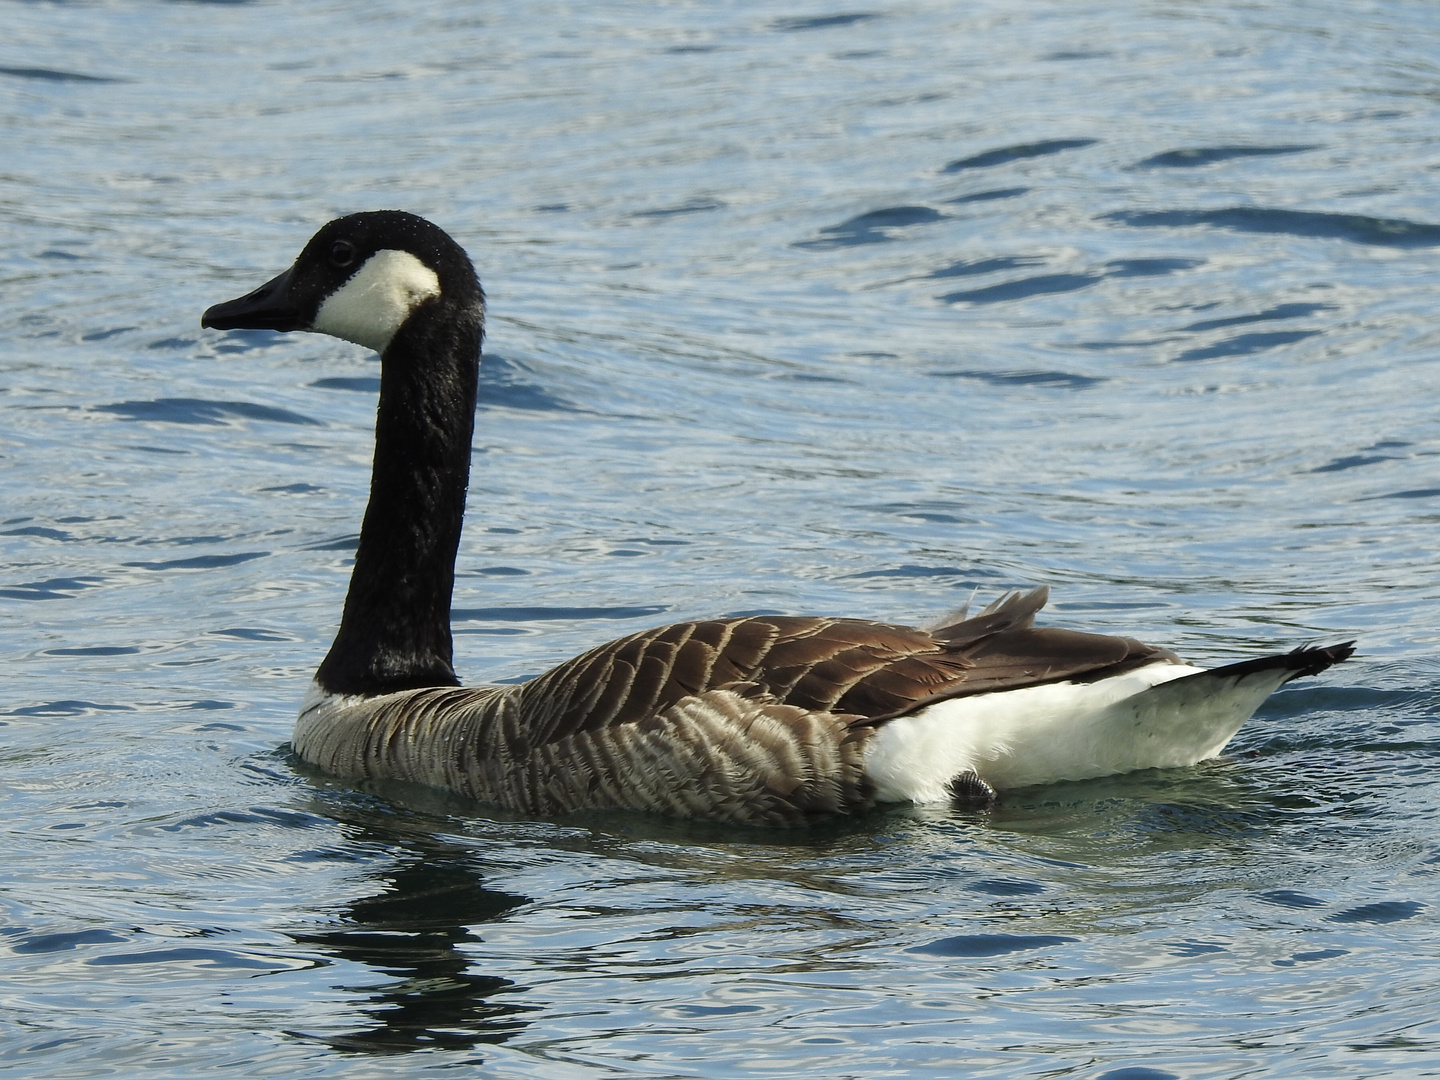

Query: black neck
[316,300,483,696]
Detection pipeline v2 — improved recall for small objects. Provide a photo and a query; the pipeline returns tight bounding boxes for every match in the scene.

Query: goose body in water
[202,211,1353,826]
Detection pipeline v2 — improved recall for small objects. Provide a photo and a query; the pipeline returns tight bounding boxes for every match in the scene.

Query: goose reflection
[289,817,531,1055]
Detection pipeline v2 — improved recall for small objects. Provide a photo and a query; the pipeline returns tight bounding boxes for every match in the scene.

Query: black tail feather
[1200,641,1356,684]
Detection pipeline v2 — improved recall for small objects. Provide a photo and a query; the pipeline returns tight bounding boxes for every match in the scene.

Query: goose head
[202,210,483,355]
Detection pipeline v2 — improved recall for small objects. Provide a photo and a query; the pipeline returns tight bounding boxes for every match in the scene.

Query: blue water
[3,1,1439,1076]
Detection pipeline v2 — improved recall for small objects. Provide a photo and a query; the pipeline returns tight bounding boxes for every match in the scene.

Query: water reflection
[290,812,532,1055]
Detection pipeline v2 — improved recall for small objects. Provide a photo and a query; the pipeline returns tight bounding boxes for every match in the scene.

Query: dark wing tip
[1200,640,1356,684]
[1287,640,1356,678]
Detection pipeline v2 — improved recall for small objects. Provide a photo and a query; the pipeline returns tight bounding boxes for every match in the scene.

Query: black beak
[202,266,305,332]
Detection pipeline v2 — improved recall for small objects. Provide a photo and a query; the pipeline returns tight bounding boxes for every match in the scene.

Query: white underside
[862,661,1287,802]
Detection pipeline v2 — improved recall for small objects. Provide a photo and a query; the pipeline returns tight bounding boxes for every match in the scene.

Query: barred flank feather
[298,683,871,827]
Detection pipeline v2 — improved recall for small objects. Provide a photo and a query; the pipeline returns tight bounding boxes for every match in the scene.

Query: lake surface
[3,1,1439,1076]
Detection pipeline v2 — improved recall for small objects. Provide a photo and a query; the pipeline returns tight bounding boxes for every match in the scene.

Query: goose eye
[330,240,356,268]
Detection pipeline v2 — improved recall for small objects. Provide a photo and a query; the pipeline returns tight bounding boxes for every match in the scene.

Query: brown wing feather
[512,587,1177,747]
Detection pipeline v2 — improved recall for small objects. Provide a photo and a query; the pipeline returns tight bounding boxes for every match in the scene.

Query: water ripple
[93,398,321,426]
[1106,206,1440,247]
[0,65,125,84]
[908,932,1079,957]
[939,258,1199,304]
[1134,145,1320,169]
[1325,901,1424,924]
[452,605,670,622]
[942,138,1097,173]
[797,206,947,249]
[1179,302,1332,332]
[771,13,881,32]
[124,552,267,571]
[11,929,127,954]
[931,369,1104,389]
[1174,329,1321,363]
[0,576,104,601]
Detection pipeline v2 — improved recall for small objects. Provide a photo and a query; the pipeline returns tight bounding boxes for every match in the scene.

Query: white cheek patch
[311,249,442,353]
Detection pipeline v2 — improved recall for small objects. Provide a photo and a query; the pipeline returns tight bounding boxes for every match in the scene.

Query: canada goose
[202,211,1353,827]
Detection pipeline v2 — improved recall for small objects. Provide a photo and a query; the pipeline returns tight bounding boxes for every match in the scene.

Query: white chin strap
[312,249,442,353]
